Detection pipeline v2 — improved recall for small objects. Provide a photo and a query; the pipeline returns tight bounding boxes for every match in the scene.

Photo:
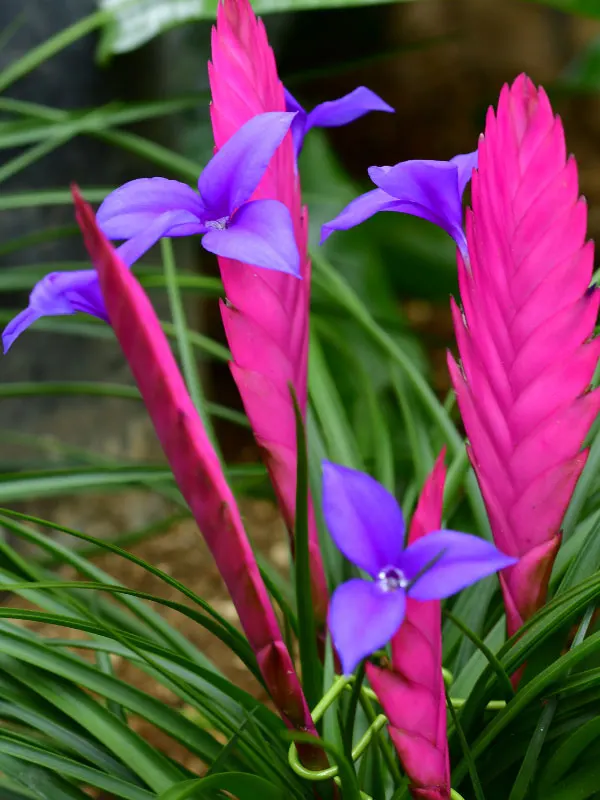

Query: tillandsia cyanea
[323,457,515,798]
[284,85,394,156]
[321,150,478,257]
[72,187,327,770]
[448,74,600,640]
[2,111,300,352]
[322,460,516,675]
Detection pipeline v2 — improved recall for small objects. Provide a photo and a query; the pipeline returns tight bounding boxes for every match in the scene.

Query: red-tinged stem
[73,188,328,771]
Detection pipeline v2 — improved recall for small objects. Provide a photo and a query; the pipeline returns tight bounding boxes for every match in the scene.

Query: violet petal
[201,199,300,276]
[2,270,107,352]
[320,188,400,244]
[307,86,394,129]
[198,112,296,219]
[369,160,468,253]
[451,150,479,195]
[97,178,206,239]
[329,578,406,674]
[322,461,405,577]
[284,88,307,156]
[115,209,206,267]
[399,530,518,601]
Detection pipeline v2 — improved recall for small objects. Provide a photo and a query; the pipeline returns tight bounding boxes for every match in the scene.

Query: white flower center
[205,216,229,231]
[376,565,408,593]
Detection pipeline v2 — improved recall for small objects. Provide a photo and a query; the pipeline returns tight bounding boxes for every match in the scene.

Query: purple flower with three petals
[3,112,300,353]
[285,86,394,157]
[322,461,517,674]
[320,151,478,257]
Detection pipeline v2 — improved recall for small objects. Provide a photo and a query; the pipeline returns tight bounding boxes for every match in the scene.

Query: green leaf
[445,610,513,702]
[309,328,362,469]
[0,736,155,800]
[157,773,289,800]
[292,390,323,711]
[99,0,416,57]
[391,368,434,487]
[557,512,600,593]
[524,0,600,18]
[453,630,600,786]
[0,751,88,800]
[0,578,256,676]
[0,653,183,793]
[508,699,557,800]
[161,238,218,450]
[0,135,73,184]
[0,309,230,361]
[446,685,486,800]
[538,717,600,795]
[0,465,175,502]
[0,670,141,783]
[0,630,220,775]
[311,250,491,539]
[560,35,600,92]
[0,513,222,667]
[5,512,261,677]
[0,98,200,182]
[562,424,600,541]
[542,758,600,800]
[0,381,246,427]
[0,225,79,258]
[0,11,110,94]
[0,189,110,211]
[306,409,345,590]
[0,96,204,150]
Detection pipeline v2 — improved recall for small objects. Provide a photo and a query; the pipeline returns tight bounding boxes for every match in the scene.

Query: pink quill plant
[448,74,600,639]
[209,0,329,632]
[366,452,451,800]
[71,187,328,769]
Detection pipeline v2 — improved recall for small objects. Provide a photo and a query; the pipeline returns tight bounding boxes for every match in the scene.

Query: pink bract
[449,74,600,638]
[209,0,329,631]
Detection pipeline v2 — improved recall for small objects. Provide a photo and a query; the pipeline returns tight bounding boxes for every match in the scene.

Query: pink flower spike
[72,187,327,770]
[449,74,600,639]
[209,0,329,635]
[367,452,451,800]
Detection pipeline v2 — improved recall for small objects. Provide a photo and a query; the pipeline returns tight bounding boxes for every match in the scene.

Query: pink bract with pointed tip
[71,187,327,769]
[367,452,450,800]
[449,74,600,638]
[209,0,328,630]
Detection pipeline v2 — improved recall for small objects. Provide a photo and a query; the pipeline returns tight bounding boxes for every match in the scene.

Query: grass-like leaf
[161,238,218,449]
[292,390,323,711]
[0,735,155,800]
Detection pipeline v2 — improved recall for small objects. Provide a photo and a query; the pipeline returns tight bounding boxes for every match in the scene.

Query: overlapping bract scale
[449,74,600,636]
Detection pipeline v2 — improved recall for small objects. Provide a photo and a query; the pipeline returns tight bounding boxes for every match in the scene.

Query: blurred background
[0,0,599,698]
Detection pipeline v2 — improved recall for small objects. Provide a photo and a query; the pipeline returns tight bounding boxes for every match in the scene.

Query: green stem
[161,239,219,454]
[358,689,402,785]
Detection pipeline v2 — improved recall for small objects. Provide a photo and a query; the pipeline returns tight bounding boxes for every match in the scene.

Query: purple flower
[320,151,478,257]
[323,461,517,674]
[2,112,299,353]
[284,86,394,157]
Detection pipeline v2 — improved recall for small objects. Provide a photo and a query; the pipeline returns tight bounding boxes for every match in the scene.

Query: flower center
[205,216,230,231]
[376,565,408,593]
